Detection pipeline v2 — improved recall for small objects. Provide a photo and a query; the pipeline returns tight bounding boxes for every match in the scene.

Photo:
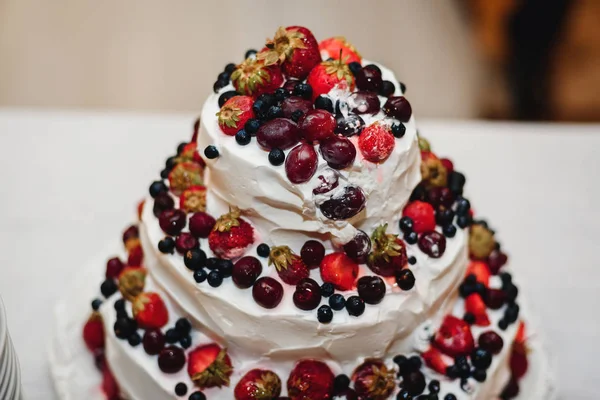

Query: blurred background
[0,0,598,121]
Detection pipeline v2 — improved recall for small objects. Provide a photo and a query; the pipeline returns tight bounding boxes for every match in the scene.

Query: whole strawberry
[320,252,359,291]
[232,58,284,97]
[268,245,309,285]
[179,185,207,213]
[217,95,255,136]
[307,59,355,100]
[358,123,395,163]
[319,37,362,64]
[402,201,436,234]
[118,266,147,301]
[168,161,204,196]
[208,207,255,259]
[234,369,282,400]
[258,26,321,80]
[287,359,334,400]
[433,315,475,358]
[132,292,169,329]
[352,360,395,400]
[367,224,407,277]
[188,344,233,389]
[83,312,105,352]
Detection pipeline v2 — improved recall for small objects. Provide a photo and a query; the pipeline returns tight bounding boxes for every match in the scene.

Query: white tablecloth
[0,109,598,399]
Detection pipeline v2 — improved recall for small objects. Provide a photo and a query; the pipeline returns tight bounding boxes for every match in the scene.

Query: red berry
[319,37,362,64]
[132,292,169,329]
[208,207,255,259]
[358,123,395,163]
[143,328,166,355]
[440,158,454,173]
[465,293,491,326]
[287,359,334,400]
[252,277,284,309]
[217,96,255,136]
[422,347,450,375]
[433,315,475,358]
[256,118,301,150]
[285,143,318,184]
[281,96,313,119]
[153,192,175,217]
[127,245,143,266]
[269,246,310,285]
[485,288,508,310]
[105,257,124,279]
[189,212,216,238]
[231,58,284,97]
[343,230,371,262]
[122,225,139,243]
[418,231,447,258]
[300,240,325,269]
[356,276,386,304]
[426,187,455,208]
[159,209,187,236]
[168,162,203,196]
[367,225,407,277]
[83,312,104,352]
[232,256,263,289]
[175,232,198,254]
[510,346,529,379]
[312,170,339,195]
[319,185,366,220]
[355,65,382,93]
[320,252,359,291]
[307,60,355,100]
[402,201,436,233]
[187,344,233,389]
[348,91,380,115]
[352,360,395,399]
[260,26,321,80]
[299,109,336,142]
[101,366,120,400]
[478,331,504,355]
[293,278,322,310]
[234,369,282,400]
[319,135,356,170]
[466,261,491,287]
[487,249,508,275]
[179,185,207,213]
[382,96,412,122]
[158,346,186,374]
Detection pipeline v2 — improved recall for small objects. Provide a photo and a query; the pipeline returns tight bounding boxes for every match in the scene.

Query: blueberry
[399,82,407,93]
[235,129,251,145]
[500,272,513,288]
[274,87,290,101]
[317,305,333,323]
[256,93,277,108]
[333,374,350,394]
[436,208,455,227]
[175,382,188,396]
[463,312,475,325]
[213,80,227,94]
[189,392,207,400]
[428,379,440,393]
[252,99,268,119]
[408,355,422,370]
[244,118,261,135]
[207,270,223,287]
[290,110,304,123]
[506,284,519,302]
[149,180,168,198]
[408,256,417,265]
[158,237,175,254]
[459,282,475,298]
[193,269,207,283]
[116,309,128,318]
[399,216,414,233]
[471,348,492,370]
[91,298,102,311]
[444,395,457,400]
[218,90,238,108]
[165,328,181,344]
[505,303,520,323]
[443,224,457,238]
[474,282,487,296]
[268,148,285,166]
[393,354,408,369]
[391,122,406,138]
[179,335,192,349]
[448,171,466,195]
[314,95,334,112]
[217,71,230,82]
[114,299,125,311]
[456,215,471,229]
[456,198,471,215]
[224,63,236,74]
[175,318,192,334]
[397,389,412,399]
[217,259,234,277]
[379,80,396,97]
[345,295,365,316]
[244,49,257,59]
[266,105,284,120]
[177,142,188,154]
[113,317,137,339]
[410,182,427,202]
[160,168,170,179]
[320,282,335,297]
[100,279,118,298]
[256,243,270,258]
[498,318,509,330]
[293,82,313,100]
[128,333,141,347]
[329,294,346,310]
[404,231,418,245]
[472,368,487,382]
[204,145,219,159]
[206,258,219,270]
[165,156,177,170]
[348,61,362,76]
[445,365,459,379]
[184,249,207,271]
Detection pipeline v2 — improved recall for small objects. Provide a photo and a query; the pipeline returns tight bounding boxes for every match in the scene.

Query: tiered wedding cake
[77,26,539,399]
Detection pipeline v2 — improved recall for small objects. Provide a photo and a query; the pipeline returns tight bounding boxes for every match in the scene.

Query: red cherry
[478,331,504,355]
[426,187,455,208]
[382,96,412,122]
[418,231,446,258]
[355,65,382,92]
[105,257,124,279]
[319,185,366,220]
[285,143,318,184]
[158,346,186,373]
[256,118,301,150]
[300,240,326,269]
[299,110,336,142]
[159,209,187,236]
[487,249,508,275]
[485,288,507,310]
[175,232,198,254]
[281,96,313,119]
[232,256,262,289]
[293,278,322,310]
[319,136,356,170]
[143,329,166,355]
[348,91,380,115]
[343,230,371,262]
[189,212,216,238]
[153,192,175,217]
[252,277,284,309]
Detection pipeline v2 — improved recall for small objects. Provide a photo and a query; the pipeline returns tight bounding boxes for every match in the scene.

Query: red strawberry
[307,59,355,100]
[187,344,233,389]
[137,199,145,221]
[268,245,309,285]
[208,207,255,259]
[231,58,284,97]
[234,369,282,400]
[319,37,362,64]
[258,26,321,80]
[132,292,169,329]
[127,244,143,267]
[101,365,120,400]
[420,151,448,188]
[177,142,200,163]
[189,211,216,238]
[118,266,147,301]
[179,185,207,213]
[367,224,408,277]
[320,252,359,291]
[510,322,529,379]
[82,312,104,352]
[465,293,491,327]
[351,360,395,400]
[422,347,450,375]
[440,158,454,173]
[287,359,334,400]
[466,261,491,287]
[402,201,436,233]
[217,95,255,136]
[358,123,395,163]
[168,161,204,196]
[433,315,475,358]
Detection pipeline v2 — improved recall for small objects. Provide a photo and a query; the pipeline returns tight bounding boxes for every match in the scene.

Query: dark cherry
[484,288,507,310]
[256,118,300,150]
[300,240,326,269]
[143,329,166,355]
[487,249,508,275]
[232,256,262,289]
[319,185,366,220]
[335,113,365,137]
[382,96,412,122]
[348,91,380,115]
[175,233,198,254]
[188,212,216,238]
[319,135,356,170]
[158,346,186,374]
[343,230,371,262]
[395,269,415,291]
[410,182,428,202]
[252,277,284,309]
[159,209,187,236]
[312,170,339,195]
[478,331,504,355]
[153,192,175,217]
[285,143,318,184]
[293,278,322,310]
[403,370,426,396]
[426,187,455,208]
[356,276,386,304]
[501,376,520,398]
[282,79,300,93]
[355,65,383,92]
[105,257,124,279]
[281,96,313,119]
[418,231,446,258]
[298,109,336,142]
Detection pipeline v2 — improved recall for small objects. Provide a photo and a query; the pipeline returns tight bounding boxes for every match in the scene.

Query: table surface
[0,109,598,399]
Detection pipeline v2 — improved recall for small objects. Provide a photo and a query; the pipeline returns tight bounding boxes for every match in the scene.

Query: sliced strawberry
[422,347,450,375]
[208,207,255,259]
[402,201,436,233]
[433,315,475,358]
[319,252,359,291]
[515,321,526,344]
[358,123,395,163]
[132,292,169,329]
[137,199,145,221]
[127,244,144,267]
[231,58,284,97]
[101,365,120,400]
[168,161,204,196]
[82,312,104,352]
[466,261,491,287]
[216,95,255,136]
[179,185,207,213]
[234,369,282,400]
[352,359,395,399]
[510,323,529,379]
[319,37,362,64]
[268,245,309,285]
[187,344,233,389]
[465,293,491,327]
[420,151,448,188]
[118,266,147,301]
[440,158,454,173]
[307,59,355,100]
